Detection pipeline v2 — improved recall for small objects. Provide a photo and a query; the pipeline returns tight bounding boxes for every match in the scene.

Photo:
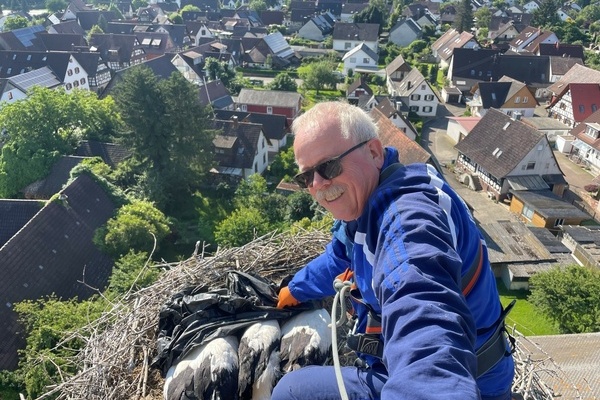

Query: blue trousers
[271,364,513,400]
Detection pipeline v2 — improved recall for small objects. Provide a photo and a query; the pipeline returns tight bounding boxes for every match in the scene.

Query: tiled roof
[346,75,372,96]
[385,53,411,76]
[75,140,131,167]
[539,42,584,59]
[22,156,85,200]
[370,107,431,165]
[477,81,512,108]
[0,200,43,247]
[332,22,379,42]
[237,88,301,108]
[213,109,287,141]
[518,333,600,399]
[549,55,583,76]
[198,79,233,109]
[212,119,262,169]
[0,174,115,369]
[393,68,427,97]
[454,108,544,178]
[569,108,600,151]
[547,63,600,95]
[448,116,481,132]
[36,32,87,51]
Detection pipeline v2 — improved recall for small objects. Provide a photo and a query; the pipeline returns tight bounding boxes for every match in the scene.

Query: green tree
[267,72,298,92]
[87,24,104,41]
[131,0,147,10]
[3,15,28,30]
[249,0,267,12]
[532,0,561,27]
[299,60,338,94]
[96,200,171,258]
[285,190,315,221]
[528,265,600,333]
[454,0,474,33]
[474,6,491,29]
[215,207,271,247]
[180,4,201,12]
[109,4,125,19]
[112,67,216,208]
[267,145,297,183]
[106,250,158,296]
[45,0,66,13]
[0,88,120,197]
[353,0,386,32]
[204,57,236,88]
[169,12,183,24]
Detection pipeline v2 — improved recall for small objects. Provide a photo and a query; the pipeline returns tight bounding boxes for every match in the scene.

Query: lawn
[496,280,559,336]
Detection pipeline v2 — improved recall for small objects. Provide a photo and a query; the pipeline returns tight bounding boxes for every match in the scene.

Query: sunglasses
[293,140,369,188]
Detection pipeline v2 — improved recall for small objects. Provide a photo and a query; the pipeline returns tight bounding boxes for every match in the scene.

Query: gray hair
[291,101,379,143]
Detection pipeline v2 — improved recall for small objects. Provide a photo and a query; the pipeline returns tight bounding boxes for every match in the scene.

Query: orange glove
[277,286,300,309]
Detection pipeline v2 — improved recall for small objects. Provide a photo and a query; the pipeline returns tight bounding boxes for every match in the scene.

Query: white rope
[330,278,352,400]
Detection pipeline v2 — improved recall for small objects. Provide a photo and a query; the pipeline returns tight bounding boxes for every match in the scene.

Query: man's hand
[277,286,300,309]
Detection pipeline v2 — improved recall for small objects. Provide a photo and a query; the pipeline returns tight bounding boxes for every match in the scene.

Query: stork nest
[33,229,580,400]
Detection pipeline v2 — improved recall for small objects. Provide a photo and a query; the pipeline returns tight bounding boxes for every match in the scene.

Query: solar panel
[12,25,45,48]
[10,67,61,90]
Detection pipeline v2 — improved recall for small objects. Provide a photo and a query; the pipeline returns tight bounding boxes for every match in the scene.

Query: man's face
[293,118,384,221]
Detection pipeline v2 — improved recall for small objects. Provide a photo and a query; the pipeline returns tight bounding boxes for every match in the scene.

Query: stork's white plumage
[237,320,281,400]
[279,308,332,373]
[163,336,239,400]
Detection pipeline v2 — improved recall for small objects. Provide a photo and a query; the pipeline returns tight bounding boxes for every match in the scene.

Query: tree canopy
[3,15,28,30]
[532,0,561,27]
[299,59,339,94]
[112,67,216,208]
[0,87,120,198]
[267,72,298,92]
[454,0,474,33]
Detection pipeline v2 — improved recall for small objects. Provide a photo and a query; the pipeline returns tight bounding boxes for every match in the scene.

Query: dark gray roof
[0,25,45,51]
[75,141,131,168]
[9,66,62,90]
[0,174,115,369]
[454,108,545,178]
[213,109,287,141]
[562,225,600,245]
[22,156,85,200]
[0,50,72,80]
[0,200,43,247]
[510,190,590,220]
[237,88,301,108]
[477,81,512,108]
[527,227,570,253]
[76,10,116,31]
[332,22,379,42]
[35,32,87,51]
[46,20,86,35]
[198,79,233,109]
[212,119,262,169]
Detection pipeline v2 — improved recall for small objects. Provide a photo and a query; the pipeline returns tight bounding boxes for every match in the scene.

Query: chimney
[232,115,239,128]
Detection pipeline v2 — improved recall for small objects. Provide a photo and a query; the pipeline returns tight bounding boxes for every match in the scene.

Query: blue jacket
[287,147,514,399]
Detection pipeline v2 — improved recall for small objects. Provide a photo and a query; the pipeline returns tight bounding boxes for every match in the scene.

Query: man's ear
[367,139,385,168]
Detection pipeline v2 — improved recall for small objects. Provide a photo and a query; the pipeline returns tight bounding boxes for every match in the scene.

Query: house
[561,225,600,268]
[567,109,600,174]
[213,109,289,154]
[0,25,46,51]
[317,0,344,16]
[340,2,369,23]
[0,173,116,370]
[388,18,422,48]
[243,31,297,68]
[0,200,43,248]
[89,33,147,72]
[212,117,269,179]
[488,19,520,44]
[72,52,112,94]
[508,26,558,53]
[287,6,316,32]
[198,79,234,110]
[332,22,379,53]
[509,190,589,233]
[135,32,177,60]
[171,47,205,85]
[76,10,115,31]
[341,42,379,75]
[522,0,540,13]
[46,20,86,35]
[454,108,567,201]
[521,116,571,147]
[346,76,373,105]
[546,63,600,99]
[0,67,61,104]
[235,88,302,125]
[374,97,419,142]
[431,28,478,68]
[547,83,600,128]
[446,116,481,143]
[260,10,285,26]
[537,42,584,59]
[468,76,537,118]
[0,51,89,93]
[186,21,215,45]
[548,55,583,83]
[61,0,92,21]
[385,54,412,83]
[297,12,335,41]
[369,107,431,165]
[388,68,438,117]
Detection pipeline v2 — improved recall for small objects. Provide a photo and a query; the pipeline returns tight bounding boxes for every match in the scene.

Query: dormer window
[585,124,600,139]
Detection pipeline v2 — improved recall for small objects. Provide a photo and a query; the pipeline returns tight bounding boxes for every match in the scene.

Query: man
[272,101,514,400]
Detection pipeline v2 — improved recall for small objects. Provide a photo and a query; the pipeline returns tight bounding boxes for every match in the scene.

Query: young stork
[163,336,239,400]
[237,320,282,400]
[279,308,332,373]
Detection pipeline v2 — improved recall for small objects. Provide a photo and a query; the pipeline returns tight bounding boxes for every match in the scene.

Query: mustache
[315,185,344,202]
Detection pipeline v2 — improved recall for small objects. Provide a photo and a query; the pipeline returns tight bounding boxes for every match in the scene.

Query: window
[363,58,370,64]
[263,153,266,164]
[75,67,80,73]
[523,96,528,103]
[522,205,534,220]
[345,42,352,49]
[526,161,535,170]
[470,69,475,76]
[66,83,73,90]
[241,104,247,111]
[12,54,16,60]
[267,106,273,114]
[423,106,433,113]
[515,96,520,103]
[424,94,434,101]
[593,104,598,112]
[73,80,79,87]
[421,84,426,90]
[27,54,31,60]
[410,94,421,101]
[579,105,585,114]
[554,218,564,227]
[68,69,73,76]
[6,68,11,74]
[8,92,12,100]
[409,106,419,112]
[80,78,86,84]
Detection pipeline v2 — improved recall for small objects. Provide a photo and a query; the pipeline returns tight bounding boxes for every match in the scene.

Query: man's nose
[311,170,330,188]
